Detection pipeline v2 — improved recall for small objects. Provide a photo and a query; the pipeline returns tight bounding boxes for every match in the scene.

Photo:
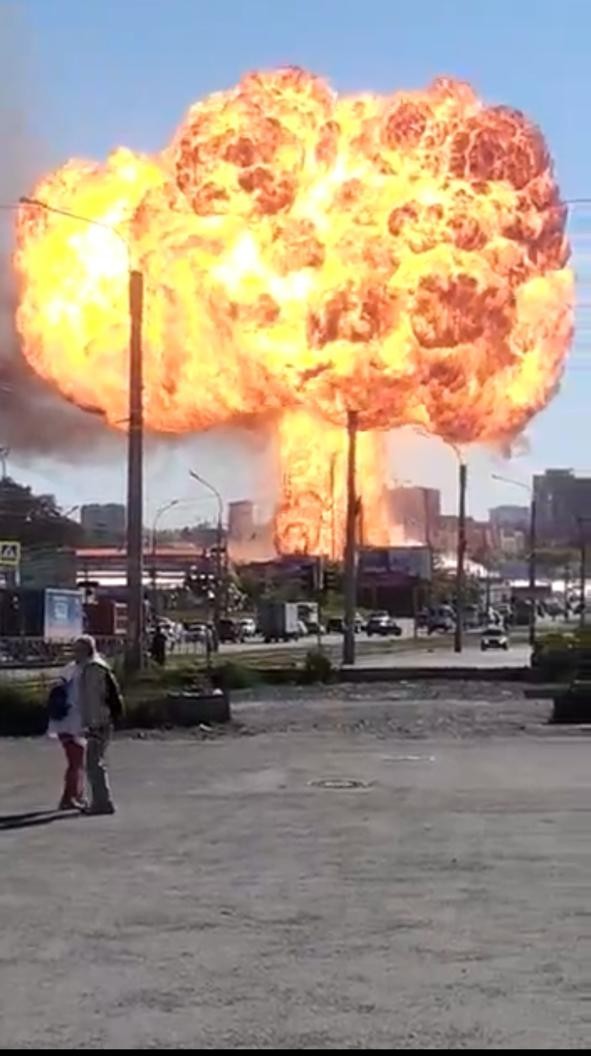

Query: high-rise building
[533,469,591,546]
[228,500,255,542]
[388,487,441,545]
[81,503,126,545]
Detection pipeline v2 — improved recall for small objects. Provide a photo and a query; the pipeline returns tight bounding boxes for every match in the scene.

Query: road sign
[0,541,21,567]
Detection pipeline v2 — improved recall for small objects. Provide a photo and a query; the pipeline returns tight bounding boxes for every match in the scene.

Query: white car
[239,617,257,638]
[480,626,509,651]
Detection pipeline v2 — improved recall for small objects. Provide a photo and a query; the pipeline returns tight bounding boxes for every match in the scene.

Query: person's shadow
[0,809,81,832]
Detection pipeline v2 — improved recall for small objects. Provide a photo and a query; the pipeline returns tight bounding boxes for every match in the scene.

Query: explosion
[14,68,573,554]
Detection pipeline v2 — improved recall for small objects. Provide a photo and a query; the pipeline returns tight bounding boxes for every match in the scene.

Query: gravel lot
[1,682,590,1049]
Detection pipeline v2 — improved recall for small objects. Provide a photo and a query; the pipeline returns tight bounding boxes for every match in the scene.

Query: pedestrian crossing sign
[0,541,21,567]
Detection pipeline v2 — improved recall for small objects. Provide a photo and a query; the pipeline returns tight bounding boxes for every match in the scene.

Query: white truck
[257,601,301,643]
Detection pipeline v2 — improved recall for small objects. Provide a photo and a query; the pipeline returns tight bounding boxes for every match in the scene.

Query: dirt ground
[1,683,590,1049]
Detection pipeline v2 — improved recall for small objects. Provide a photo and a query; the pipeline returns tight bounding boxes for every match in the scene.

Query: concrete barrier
[166,691,230,725]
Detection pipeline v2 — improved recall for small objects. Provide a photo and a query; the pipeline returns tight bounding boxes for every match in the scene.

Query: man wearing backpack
[74,635,123,816]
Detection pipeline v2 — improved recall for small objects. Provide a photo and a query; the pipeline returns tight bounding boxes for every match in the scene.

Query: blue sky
[4,0,591,524]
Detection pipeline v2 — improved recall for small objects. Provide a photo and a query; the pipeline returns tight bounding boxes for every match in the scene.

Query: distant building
[489,505,529,530]
[228,500,255,543]
[489,506,529,557]
[533,469,591,546]
[436,515,492,560]
[388,487,441,545]
[81,504,126,545]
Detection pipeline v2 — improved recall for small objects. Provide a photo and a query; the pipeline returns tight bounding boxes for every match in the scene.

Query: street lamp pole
[576,517,591,629]
[454,456,467,654]
[19,197,145,673]
[189,471,224,637]
[492,474,536,646]
[150,499,180,619]
[412,429,467,652]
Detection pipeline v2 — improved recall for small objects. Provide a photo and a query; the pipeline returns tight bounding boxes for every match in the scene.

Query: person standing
[48,661,87,810]
[74,635,121,816]
[150,624,167,666]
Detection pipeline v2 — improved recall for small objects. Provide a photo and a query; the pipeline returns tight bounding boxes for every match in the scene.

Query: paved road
[1,684,589,1049]
[354,642,532,668]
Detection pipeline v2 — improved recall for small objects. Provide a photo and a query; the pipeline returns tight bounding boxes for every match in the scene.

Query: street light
[412,428,467,652]
[150,499,181,617]
[576,517,591,628]
[491,473,537,646]
[188,470,224,637]
[18,196,145,673]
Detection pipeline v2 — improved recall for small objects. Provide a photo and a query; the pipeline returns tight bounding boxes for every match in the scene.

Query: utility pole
[343,411,358,666]
[454,460,467,654]
[579,519,588,629]
[528,495,537,646]
[125,269,144,674]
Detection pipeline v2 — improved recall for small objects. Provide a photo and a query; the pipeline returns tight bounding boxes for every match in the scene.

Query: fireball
[14,68,573,554]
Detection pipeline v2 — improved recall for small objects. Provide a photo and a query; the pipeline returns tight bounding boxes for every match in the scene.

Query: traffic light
[299,564,316,592]
[323,564,339,593]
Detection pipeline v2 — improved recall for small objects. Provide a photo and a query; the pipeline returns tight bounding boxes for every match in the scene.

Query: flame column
[126,270,144,673]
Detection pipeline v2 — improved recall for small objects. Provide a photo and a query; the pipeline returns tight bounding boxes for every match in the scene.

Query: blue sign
[44,589,84,641]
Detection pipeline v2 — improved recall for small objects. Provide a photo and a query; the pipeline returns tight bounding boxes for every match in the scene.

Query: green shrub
[531,633,575,682]
[300,648,333,684]
[212,660,262,690]
[0,683,46,736]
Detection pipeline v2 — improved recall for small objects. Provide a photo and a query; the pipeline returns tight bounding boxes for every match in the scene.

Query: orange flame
[14,68,573,554]
[275,410,389,556]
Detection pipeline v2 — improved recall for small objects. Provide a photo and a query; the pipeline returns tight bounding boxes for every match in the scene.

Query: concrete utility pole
[125,269,144,673]
[454,460,467,654]
[528,495,537,646]
[343,410,358,666]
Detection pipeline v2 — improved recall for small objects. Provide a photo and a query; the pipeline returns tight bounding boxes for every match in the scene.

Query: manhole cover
[309,778,372,790]
[383,755,436,763]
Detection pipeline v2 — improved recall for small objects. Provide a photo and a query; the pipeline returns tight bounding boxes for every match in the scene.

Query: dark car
[366,611,402,637]
[427,616,455,634]
[183,621,208,642]
[327,615,365,634]
[218,617,245,643]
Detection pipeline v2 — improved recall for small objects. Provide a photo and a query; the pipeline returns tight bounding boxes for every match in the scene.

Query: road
[354,642,532,668]
[0,630,531,682]
[1,683,588,1049]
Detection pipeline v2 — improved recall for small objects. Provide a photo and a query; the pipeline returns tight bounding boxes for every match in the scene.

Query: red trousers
[59,734,85,806]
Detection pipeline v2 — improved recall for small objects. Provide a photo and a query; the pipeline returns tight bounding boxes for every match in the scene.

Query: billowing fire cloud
[14,68,572,554]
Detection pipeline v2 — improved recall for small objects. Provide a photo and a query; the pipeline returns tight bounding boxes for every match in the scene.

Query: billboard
[358,546,432,582]
[43,589,84,641]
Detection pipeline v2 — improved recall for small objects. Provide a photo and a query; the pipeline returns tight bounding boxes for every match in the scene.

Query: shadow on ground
[0,809,80,832]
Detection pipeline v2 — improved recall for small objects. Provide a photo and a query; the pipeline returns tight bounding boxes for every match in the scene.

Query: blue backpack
[47,683,69,722]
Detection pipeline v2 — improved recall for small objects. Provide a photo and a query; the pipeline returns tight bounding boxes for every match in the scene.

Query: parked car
[239,616,257,638]
[218,617,245,643]
[366,611,402,637]
[183,621,208,642]
[326,614,365,634]
[427,616,455,634]
[480,625,509,651]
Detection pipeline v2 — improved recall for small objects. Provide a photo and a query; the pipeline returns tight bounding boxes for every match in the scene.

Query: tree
[0,476,82,550]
